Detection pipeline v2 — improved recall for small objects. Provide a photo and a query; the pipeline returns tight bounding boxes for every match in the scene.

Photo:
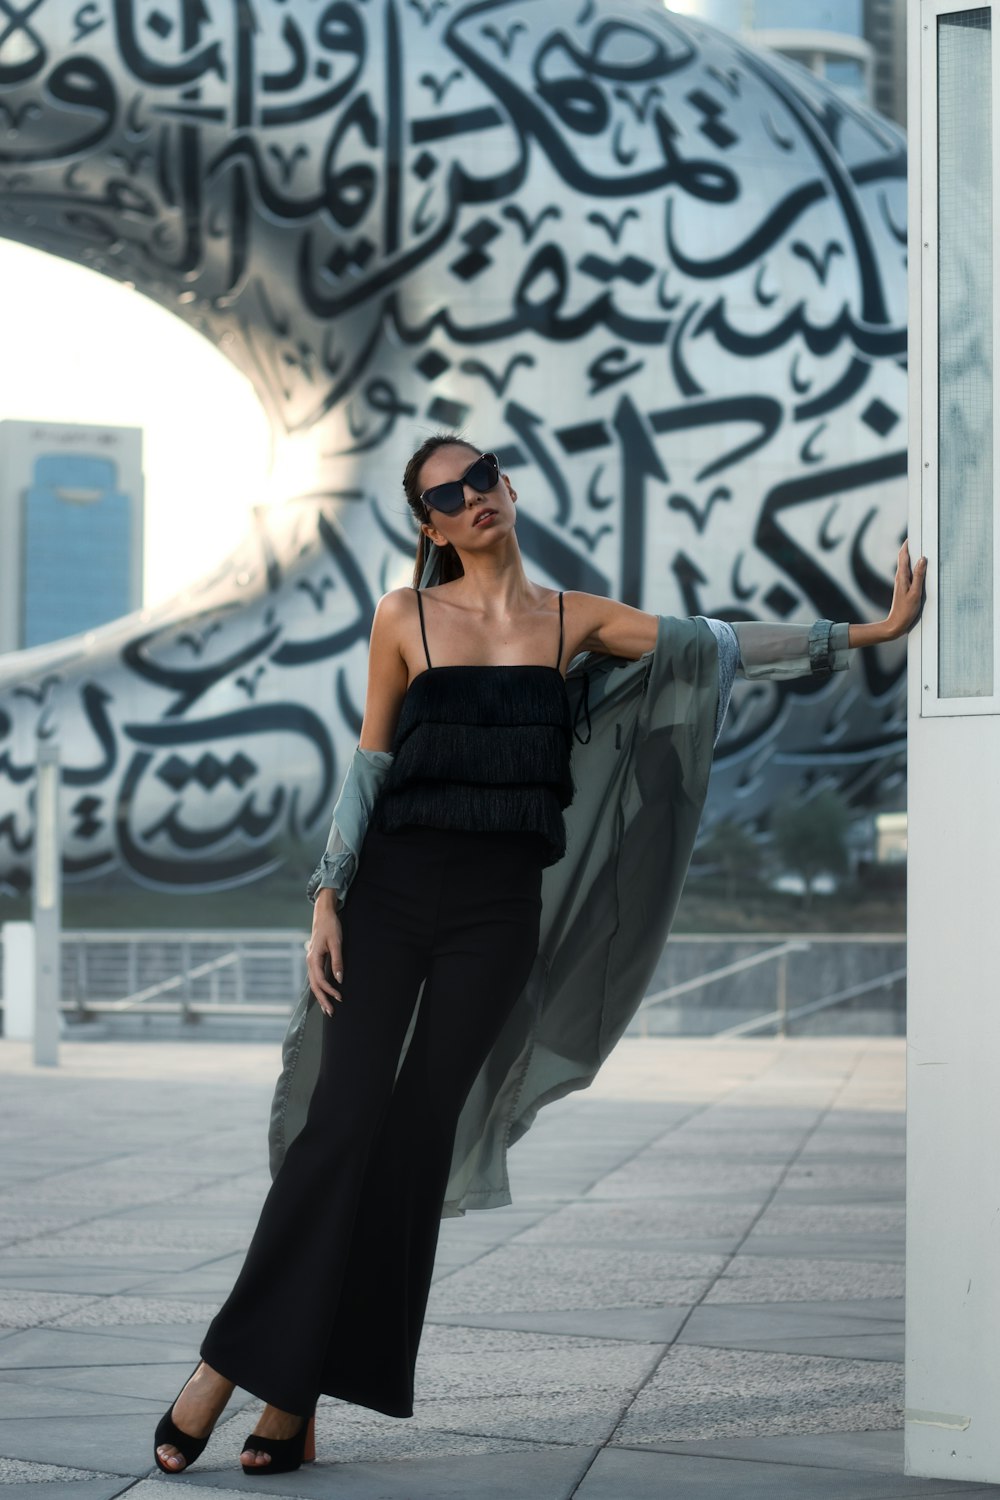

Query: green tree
[699,818,762,900]
[771,789,851,909]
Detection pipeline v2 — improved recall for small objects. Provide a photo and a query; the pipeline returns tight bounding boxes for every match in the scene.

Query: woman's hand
[848,539,927,648]
[885,539,927,638]
[307,888,343,1018]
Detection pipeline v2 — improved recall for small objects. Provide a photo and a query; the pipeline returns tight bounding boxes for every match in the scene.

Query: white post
[776,951,788,1039]
[2,922,36,1040]
[32,740,61,1067]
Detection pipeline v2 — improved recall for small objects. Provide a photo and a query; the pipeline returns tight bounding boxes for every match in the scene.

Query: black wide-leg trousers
[200,823,544,1419]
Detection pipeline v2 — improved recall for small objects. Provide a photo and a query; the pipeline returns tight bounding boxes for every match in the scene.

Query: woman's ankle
[194,1362,234,1395]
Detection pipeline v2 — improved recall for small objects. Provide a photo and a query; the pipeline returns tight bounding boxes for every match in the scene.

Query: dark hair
[403,432,479,588]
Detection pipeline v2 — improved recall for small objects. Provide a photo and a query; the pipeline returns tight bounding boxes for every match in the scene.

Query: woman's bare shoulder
[560,590,659,660]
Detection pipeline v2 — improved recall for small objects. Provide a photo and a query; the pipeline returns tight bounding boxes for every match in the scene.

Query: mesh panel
[937,9,995,698]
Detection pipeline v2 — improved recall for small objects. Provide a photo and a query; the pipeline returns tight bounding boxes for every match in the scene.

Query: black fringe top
[370,589,576,866]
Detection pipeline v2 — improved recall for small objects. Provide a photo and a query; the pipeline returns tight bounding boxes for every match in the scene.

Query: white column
[906,1,1000,1483]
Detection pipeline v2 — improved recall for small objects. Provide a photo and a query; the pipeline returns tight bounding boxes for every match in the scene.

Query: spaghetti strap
[556,592,564,670]
[413,587,432,670]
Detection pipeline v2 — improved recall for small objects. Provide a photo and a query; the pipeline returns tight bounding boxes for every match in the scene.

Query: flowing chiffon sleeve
[702,617,853,743]
[729,619,852,680]
[306,745,395,906]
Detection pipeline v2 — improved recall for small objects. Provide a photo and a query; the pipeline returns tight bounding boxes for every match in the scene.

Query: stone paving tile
[425,1245,722,1315]
[613,1344,903,1443]
[641,1426,910,1471]
[65,1320,208,1349]
[49,1296,227,1329]
[0,1166,225,1200]
[0,1147,122,1168]
[11,1359,248,1406]
[0,1269,166,1296]
[1,1482,135,1499]
[418,1324,632,1356]
[701,1295,904,1328]
[672,1109,826,1133]
[651,1129,810,1157]
[115,1267,247,1298]
[0,1411,166,1477]
[427,1306,690,1344]
[423,1240,489,1270]
[0,1269,206,1307]
[772,1185,906,1207]
[438,1208,547,1238]
[576,1446,998,1499]
[174,1178,273,1209]
[586,1160,786,1201]
[782,1161,905,1191]
[739,1233,905,1264]
[8,1223,250,1259]
[759,1333,903,1361]
[671,1308,905,1368]
[0,1374,165,1420]
[515,1200,759,1245]
[116,1485,292,1500]
[676,1298,904,1362]
[0,1459,129,1500]
[0,1213,93,1246]
[0,1291,100,1329]
[0,1325,204,1370]
[413,1325,661,1402]
[822,1111,907,1130]
[703,1255,904,1303]
[112,1202,259,1225]
[401,1389,631,1446]
[752,1204,906,1234]
[800,1131,906,1157]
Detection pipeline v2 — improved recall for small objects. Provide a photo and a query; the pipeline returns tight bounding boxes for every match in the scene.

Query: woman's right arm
[306,590,411,1015]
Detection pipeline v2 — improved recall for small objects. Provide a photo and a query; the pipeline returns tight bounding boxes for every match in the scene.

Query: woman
[154,434,925,1475]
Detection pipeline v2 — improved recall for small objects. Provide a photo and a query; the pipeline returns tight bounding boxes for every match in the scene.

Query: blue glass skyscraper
[0,421,144,653]
[22,453,135,647]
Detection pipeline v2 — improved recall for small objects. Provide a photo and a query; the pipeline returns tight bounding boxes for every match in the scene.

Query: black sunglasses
[420,452,500,515]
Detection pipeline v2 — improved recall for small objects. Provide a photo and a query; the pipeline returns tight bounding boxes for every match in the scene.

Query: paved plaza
[0,1033,996,1499]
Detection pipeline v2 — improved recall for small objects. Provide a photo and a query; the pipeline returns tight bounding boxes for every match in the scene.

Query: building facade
[865,0,908,124]
[668,0,908,122]
[0,421,144,653]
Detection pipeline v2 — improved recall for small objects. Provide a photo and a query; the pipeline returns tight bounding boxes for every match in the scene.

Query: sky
[0,238,273,609]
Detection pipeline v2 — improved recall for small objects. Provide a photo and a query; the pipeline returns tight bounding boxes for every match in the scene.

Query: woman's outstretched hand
[307,889,343,1017]
[848,539,927,648]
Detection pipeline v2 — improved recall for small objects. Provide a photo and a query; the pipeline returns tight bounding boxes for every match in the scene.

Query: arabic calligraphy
[0,0,908,899]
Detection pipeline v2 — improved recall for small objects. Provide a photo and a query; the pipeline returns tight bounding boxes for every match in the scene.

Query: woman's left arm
[570,541,926,743]
[570,541,928,663]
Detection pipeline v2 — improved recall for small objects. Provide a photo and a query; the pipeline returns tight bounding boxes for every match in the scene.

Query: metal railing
[717,966,908,1038]
[637,936,905,1038]
[0,928,905,1035]
[53,929,309,1020]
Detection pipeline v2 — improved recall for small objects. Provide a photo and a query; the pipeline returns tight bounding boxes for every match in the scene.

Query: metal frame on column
[917,0,1000,716]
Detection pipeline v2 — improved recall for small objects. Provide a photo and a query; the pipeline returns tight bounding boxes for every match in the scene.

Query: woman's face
[418,444,516,550]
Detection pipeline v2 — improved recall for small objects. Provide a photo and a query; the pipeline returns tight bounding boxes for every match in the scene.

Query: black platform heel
[153,1364,215,1474]
[240,1408,316,1476]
